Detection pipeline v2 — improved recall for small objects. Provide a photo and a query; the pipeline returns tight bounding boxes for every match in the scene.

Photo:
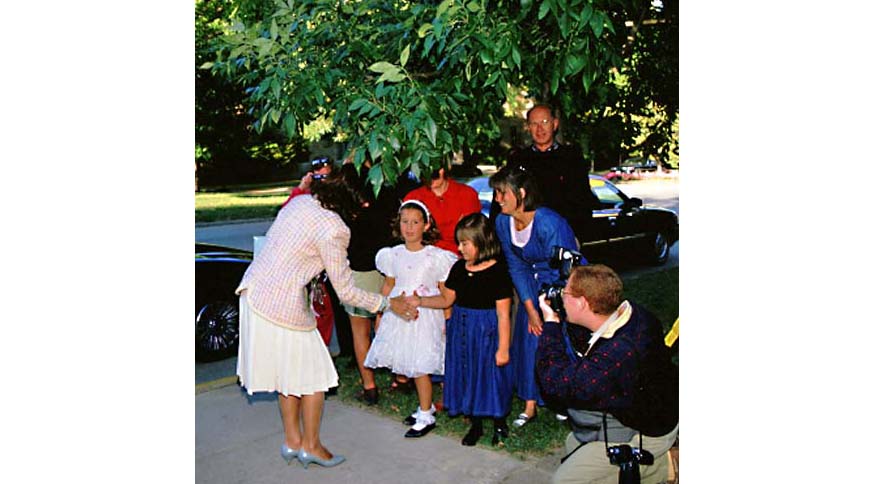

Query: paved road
[196,219,273,252]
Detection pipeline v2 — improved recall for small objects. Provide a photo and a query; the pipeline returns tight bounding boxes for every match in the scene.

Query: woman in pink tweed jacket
[235,170,418,468]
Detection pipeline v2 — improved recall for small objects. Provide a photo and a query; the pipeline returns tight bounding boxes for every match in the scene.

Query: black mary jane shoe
[461,426,483,446]
[404,423,436,438]
[492,425,509,446]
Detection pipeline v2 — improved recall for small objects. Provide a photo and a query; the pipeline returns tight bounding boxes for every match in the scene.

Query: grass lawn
[331,266,679,459]
[196,183,295,223]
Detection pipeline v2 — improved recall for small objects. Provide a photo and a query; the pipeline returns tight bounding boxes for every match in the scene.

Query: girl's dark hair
[310,166,366,225]
[454,213,501,264]
[488,164,542,211]
[391,201,441,245]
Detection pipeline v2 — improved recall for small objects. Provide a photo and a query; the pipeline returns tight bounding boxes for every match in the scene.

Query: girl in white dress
[365,199,457,438]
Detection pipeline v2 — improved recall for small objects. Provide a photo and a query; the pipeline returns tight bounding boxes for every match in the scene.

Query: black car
[195,243,252,362]
[467,174,678,266]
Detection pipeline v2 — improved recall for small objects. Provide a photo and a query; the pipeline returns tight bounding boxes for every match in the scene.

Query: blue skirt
[443,306,512,418]
[510,303,544,406]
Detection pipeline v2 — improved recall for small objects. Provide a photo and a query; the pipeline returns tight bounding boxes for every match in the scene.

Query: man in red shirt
[404,166,481,255]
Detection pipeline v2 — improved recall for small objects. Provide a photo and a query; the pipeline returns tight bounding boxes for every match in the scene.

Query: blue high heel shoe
[297,450,346,469]
[280,444,299,465]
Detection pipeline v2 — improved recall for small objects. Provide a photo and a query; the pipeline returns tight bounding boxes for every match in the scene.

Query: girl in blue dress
[414,213,514,446]
[490,164,581,428]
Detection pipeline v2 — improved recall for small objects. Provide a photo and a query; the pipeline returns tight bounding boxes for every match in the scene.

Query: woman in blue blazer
[490,164,582,428]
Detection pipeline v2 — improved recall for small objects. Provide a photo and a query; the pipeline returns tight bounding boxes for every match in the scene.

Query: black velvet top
[444,258,514,309]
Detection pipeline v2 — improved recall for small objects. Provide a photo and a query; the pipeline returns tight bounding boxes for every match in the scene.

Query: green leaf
[400,44,410,67]
[437,0,452,17]
[369,133,382,161]
[538,0,551,20]
[283,113,296,139]
[377,70,406,83]
[590,12,603,37]
[199,62,214,70]
[559,13,569,37]
[418,23,433,38]
[270,19,278,40]
[484,71,500,86]
[582,71,592,93]
[368,61,396,73]
[425,116,437,146]
[580,3,593,25]
[550,68,560,95]
[565,53,586,76]
[367,164,384,195]
[349,98,368,111]
[511,46,521,68]
[270,107,281,124]
[466,1,480,12]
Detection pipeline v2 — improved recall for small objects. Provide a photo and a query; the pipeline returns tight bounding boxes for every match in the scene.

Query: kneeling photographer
[535,263,678,484]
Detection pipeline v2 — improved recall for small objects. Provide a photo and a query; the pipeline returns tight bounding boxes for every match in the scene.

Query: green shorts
[342,270,385,318]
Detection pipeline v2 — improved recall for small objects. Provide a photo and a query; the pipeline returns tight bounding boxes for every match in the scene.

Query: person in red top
[404,165,481,255]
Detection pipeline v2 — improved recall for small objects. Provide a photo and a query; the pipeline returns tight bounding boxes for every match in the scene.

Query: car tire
[647,231,671,265]
[195,300,240,362]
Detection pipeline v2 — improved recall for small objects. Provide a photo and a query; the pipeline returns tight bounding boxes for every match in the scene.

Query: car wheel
[195,300,240,362]
[647,231,671,265]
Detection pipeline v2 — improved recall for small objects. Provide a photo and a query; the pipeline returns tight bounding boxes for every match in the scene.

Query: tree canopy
[202,0,677,191]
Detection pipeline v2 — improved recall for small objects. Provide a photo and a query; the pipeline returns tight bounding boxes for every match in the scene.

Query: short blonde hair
[567,264,623,315]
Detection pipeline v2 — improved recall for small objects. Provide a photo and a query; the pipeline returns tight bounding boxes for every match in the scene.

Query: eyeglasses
[527,118,553,129]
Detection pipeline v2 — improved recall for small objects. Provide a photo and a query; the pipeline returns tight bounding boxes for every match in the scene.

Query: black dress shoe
[403,414,417,426]
[355,387,379,406]
[492,425,508,446]
[461,426,483,446]
[404,423,436,438]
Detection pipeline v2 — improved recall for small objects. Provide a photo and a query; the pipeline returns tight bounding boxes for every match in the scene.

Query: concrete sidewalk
[196,382,560,484]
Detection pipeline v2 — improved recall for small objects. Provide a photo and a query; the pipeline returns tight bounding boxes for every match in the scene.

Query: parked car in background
[195,243,252,362]
[466,174,678,265]
[604,157,660,181]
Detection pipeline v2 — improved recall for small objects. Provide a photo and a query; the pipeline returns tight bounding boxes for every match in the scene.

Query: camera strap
[602,412,645,455]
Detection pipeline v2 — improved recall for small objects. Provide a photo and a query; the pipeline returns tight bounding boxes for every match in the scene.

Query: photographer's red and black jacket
[535,302,679,437]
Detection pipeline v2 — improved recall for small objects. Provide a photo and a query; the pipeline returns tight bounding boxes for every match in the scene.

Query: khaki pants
[552,424,679,484]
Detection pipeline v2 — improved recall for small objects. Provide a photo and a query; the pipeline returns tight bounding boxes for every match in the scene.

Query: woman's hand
[298,172,314,190]
[389,292,419,321]
[526,305,543,336]
[495,348,510,367]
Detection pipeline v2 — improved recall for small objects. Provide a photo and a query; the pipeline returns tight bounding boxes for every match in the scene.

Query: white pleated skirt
[236,294,338,397]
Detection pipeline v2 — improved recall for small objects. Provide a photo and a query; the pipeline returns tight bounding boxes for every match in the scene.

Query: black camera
[538,246,584,319]
[607,445,654,484]
[550,245,584,279]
